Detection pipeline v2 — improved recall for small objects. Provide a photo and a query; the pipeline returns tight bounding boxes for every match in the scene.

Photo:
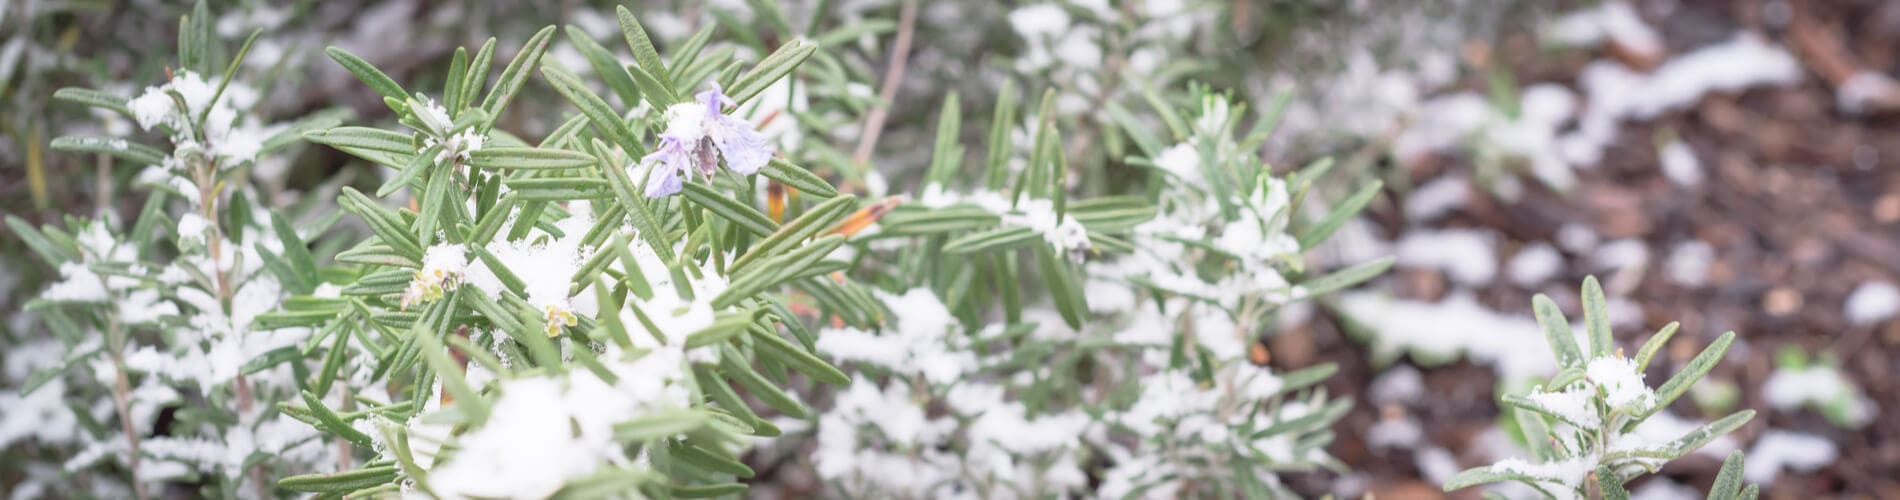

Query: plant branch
[848,0,918,171]
[106,314,152,500]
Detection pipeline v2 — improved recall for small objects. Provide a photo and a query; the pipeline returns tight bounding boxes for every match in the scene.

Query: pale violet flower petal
[707,114,773,174]
[642,158,685,198]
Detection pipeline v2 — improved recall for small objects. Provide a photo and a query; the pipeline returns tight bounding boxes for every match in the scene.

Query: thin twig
[106,315,152,500]
[849,0,919,170]
[182,98,271,498]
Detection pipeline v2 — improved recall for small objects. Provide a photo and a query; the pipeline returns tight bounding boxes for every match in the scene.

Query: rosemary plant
[1444,277,1758,499]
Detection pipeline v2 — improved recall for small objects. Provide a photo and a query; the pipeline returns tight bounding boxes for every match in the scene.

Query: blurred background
[3,0,1896,497]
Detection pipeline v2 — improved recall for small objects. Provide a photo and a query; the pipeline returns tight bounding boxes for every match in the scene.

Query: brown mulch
[1281,0,1900,497]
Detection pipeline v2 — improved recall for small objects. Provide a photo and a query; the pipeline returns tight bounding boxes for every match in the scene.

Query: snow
[1234,363,1286,401]
[1630,479,1700,500]
[3,338,70,383]
[1404,176,1468,221]
[830,380,952,450]
[463,212,595,336]
[43,262,109,302]
[213,126,269,164]
[814,289,975,385]
[117,289,179,324]
[123,326,304,394]
[1743,430,1839,483]
[214,4,290,37]
[1490,455,1597,494]
[914,184,1013,213]
[945,383,1005,417]
[1836,71,1900,115]
[428,376,624,498]
[1312,217,1393,269]
[1563,34,1800,168]
[1006,1,1113,93]
[1001,198,1092,259]
[1762,363,1876,427]
[1665,241,1714,287]
[1595,238,1650,274]
[126,70,273,164]
[1508,243,1564,287]
[402,244,469,309]
[1524,387,1600,428]
[1416,447,1460,484]
[175,212,210,246]
[1607,297,1644,328]
[426,340,696,498]
[1391,86,1580,191]
[1658,140,1702,187]
[1084,277,1137,313]
[1097,455,1179,499]
[1335,291,1557,380]
[1388,27,1799,192]
[968,403,1090,454]
[1557,223,1600,253]
[1390,93,1487,164]
[1366,415,1422,450]
[1369,365,1424,405]
[1586,356,1654,410]
[1500,84,1584,190]
[420,244,469,275]
[1114,371,1221,438]
[1052,30,1104,71]
[1396,229,1498,285]
[623,283,717,347]
[1594,34,1799,118]
[1844,281,1899,326]
[137,413,326,481]
[1543,1,1662,58]
[1008,4,1072,40]
[1214,185,1301,274]
[0,380,81,449]
[1154,142,1204,188]
[128,86,179,131]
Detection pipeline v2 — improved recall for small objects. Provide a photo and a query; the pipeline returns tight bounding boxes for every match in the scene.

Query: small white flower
[413,97,455,137]
[423,128,487,165]
[538,301,578,338]
[401,244,469,309]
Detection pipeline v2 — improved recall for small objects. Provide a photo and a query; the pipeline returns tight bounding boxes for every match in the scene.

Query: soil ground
[1282,1,1900,497]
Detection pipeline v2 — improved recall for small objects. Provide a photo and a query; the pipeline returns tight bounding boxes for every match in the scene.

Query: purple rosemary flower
[640,83,774,197]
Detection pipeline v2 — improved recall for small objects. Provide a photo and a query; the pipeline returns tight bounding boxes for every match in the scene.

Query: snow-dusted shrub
[257,9,876,497]
[799,83,1390,497]
[9,2,1396,498]
[7,4,344,497]
[1004,0,1210,118]
[1443,277,1757,499]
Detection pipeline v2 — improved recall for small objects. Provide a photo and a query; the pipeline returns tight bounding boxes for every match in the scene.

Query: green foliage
[277,11,859,496]
[1444,278,1755,498]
